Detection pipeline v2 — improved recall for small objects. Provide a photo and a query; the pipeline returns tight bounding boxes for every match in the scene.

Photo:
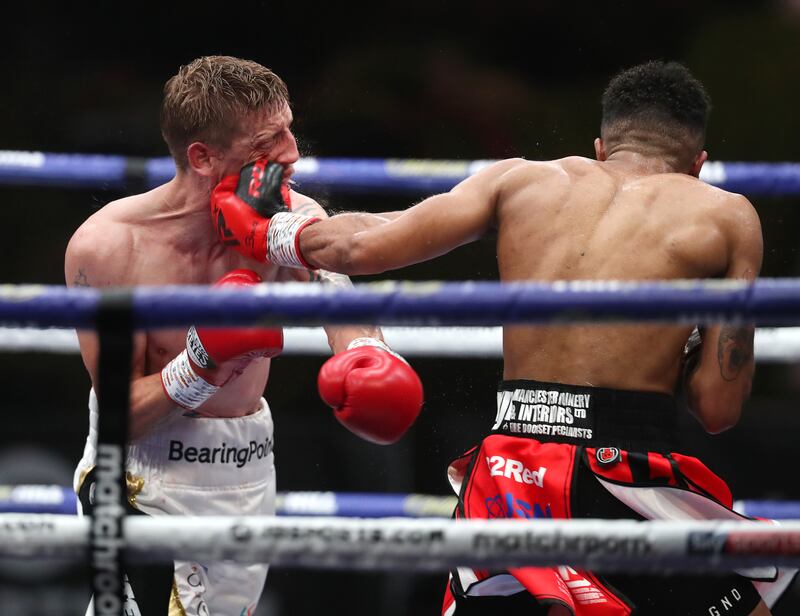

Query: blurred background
[2,1,800,613]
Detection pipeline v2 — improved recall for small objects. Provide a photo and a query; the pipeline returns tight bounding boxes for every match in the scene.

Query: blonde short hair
[160,55,289,169]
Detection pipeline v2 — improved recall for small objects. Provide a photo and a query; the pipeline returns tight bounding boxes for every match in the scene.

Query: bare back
[495,157,749,392]
[295,153,761,427]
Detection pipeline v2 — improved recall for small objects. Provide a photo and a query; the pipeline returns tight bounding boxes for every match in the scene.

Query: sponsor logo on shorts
[168,437,273,469]
[484,493,552,519]
[595,447,620,466]
[558,566,609,606]
[486,455,547,486]
[492,388,593,440]
[707,587,744,615]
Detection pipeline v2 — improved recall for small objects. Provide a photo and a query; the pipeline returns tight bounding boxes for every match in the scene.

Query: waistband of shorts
[494,379,676,451]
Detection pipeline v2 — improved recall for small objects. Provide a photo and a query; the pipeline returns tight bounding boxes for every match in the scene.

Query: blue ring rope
[2,486,796,520]
[1,280,800,329]
[2,151,800,196]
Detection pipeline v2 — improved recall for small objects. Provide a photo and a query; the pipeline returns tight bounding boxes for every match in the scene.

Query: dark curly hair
[601,61,711,162]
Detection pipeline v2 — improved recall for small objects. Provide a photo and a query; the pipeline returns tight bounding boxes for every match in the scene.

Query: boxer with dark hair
[215,61,783,615]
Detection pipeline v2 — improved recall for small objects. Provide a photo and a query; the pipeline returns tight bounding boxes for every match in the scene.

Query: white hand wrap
[161,350,219,410]
[267,212,319,269]
[346,337,408,364]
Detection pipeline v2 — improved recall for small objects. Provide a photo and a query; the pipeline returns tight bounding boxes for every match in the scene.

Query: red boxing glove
[211,159,319,267]
[318,338,424,444]
[161,269,284,409]
[187,269,284,381]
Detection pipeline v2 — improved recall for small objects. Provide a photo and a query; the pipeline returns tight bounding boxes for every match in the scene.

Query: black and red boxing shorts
[441,379,787,616]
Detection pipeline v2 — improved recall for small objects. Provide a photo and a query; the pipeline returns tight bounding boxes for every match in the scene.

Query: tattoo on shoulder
[717,325,754,381]
[73,269,90,287]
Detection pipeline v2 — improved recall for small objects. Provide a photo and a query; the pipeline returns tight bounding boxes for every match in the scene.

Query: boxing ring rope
[3,514,800,573]
[3,278,800,328]
[2,150,800,195]
[0,485,458,517]
[2,484,797,521]
[3,325,800,361]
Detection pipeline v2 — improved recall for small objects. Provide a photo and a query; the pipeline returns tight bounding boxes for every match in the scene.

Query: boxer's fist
[318,339,423,444]
[211,159,318,267]
[161,270,283,409]
[187,269,283,383]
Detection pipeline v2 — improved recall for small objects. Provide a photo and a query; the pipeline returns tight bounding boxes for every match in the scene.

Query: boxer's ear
[186,142,220,177]
[594,138,607,161]
[690,150,708,178]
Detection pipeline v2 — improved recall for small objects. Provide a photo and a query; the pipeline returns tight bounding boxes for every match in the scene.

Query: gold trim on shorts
[126,472,145,507]
[76,465,146,509]
[76,464,95,495]
[169,579,187,616]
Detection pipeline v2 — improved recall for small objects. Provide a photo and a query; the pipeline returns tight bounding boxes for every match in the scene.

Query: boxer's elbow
[688,395,742,434]
[686,376,751,434]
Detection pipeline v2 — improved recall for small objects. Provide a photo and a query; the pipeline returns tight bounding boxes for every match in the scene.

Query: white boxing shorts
[75,389,276,616]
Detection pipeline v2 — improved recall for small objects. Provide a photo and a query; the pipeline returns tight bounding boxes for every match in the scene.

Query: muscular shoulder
[706,188,762,274]
[669,178,760,230]
[484,157,568,180]
[491,157,590,202]
[65,200,136,287]
[658,177,762,276]
[504,156,600,183]
[705,186,759,228]
[475,157,571,192]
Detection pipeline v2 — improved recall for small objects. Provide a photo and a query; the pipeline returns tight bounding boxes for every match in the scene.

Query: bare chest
[126,241,280,286]
[124,239,281,371]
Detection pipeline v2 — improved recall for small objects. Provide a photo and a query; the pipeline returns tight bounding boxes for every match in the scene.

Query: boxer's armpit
[717,325,754,381]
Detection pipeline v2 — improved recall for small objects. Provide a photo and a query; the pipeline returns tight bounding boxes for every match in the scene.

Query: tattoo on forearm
[292,201,323,216]
[717,325,754,381]
[73,269,90,287]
